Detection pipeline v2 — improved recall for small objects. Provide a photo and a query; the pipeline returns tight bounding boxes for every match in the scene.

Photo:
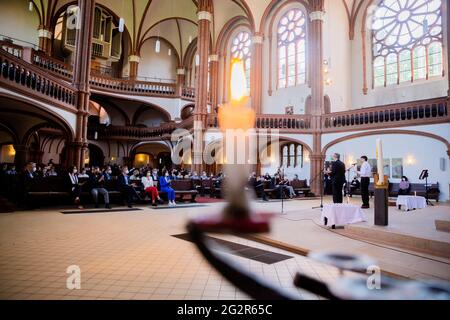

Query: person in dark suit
[248,172,269,201]
[327,153,346,203]
[117,166,139,208]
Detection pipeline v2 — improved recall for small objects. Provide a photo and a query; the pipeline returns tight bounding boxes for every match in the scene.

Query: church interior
[0,0,449,302]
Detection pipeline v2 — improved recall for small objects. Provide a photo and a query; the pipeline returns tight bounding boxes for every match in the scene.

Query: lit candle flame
[230,58,248,101]
[218,58,255,131]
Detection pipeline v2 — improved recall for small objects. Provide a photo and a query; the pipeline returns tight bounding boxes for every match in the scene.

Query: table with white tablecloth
[321,204,367,227]
[396,196,427,211]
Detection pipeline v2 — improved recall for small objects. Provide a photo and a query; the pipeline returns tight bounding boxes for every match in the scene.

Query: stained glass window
[231,31,252,90]
[371,0,443,87]
[277,8,307,88]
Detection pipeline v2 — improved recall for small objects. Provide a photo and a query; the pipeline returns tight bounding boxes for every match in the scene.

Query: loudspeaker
[440,157,446,171]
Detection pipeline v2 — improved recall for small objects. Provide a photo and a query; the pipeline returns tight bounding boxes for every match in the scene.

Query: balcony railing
[207,114,313,132]
[90,75,177,97]
[0,40,23,59]
[322,97,449,132]
[181,86,195,101]
[89,117,193,140]
[32,51,73,80]
[0,50,76,109]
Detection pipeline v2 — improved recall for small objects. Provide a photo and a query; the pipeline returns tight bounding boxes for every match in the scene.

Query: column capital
[129,55,141,63]
[198,11,213,22]
[252,35,263,44]
[209,54,219,62]
[38,28,52,39]
[177,68,186,75]
[310,11,325,21]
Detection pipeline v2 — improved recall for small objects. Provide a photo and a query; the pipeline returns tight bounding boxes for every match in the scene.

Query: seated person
[117,166,140,208]
[141,170,162,206]
[103,166,113,182]
[348,177,360,197]
[398,176,410,195]
[200,171,209,180]
[78,168,89,178]
[67,166,87,209]
[159,170,176,206]
[248,172,268,202]
[89,166,111,209]
[47,166,58,177]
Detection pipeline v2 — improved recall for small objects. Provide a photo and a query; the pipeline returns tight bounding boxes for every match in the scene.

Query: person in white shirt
[357,155,372,209]
[141,171,162,206]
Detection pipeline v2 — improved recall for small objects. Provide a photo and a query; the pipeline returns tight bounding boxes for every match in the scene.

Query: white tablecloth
[321,204,366,226]
[396,196,427,211]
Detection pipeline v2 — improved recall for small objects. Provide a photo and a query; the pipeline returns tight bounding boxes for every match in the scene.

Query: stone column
[447,0,450,98]
[209,53,219,114]
[13,144,29,170]
[192,1,212,173]
[309,2,325,196]
[129,55,140,80]
[72,0,95,169]
[176,67,186,96]
[251,33,263,114]
[38,27,52,55]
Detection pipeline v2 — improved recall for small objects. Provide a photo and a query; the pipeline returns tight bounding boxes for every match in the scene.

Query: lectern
[374,174,388,226]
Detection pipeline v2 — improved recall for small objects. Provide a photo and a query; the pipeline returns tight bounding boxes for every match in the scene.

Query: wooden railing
[0,40,23,59]
[89,75,177,97]
[181,86,195,101]
[322,97,449,132]
[89,117,193,140]
[0,50,76,109]
[32,51,73,80]
[207,114,312,132]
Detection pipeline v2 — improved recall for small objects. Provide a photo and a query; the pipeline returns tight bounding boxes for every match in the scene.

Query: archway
[87,144,105,167]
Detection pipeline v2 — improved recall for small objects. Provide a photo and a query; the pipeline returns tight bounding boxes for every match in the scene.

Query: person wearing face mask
[103,166,113,181]
[67,166,85,209]
[78,168,89,178]
[89,166,111,209]
[159,169,176,206]
[118,166,139,208]
[142,170,162,206]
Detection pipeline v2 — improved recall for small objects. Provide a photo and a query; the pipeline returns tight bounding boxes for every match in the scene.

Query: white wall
[326,134,450,201]
[0,0,40,47]
[323,0,352,112]
[138,39,178,82]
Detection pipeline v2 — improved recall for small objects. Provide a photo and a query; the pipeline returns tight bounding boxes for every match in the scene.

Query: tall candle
[218,58,255,219]
[376,138,384,185]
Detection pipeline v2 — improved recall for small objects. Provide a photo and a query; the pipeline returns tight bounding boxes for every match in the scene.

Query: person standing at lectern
[327,153,346,203]
[357,156,372,209]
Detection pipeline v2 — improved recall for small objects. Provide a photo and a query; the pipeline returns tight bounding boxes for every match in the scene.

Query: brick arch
[322,130,450,157]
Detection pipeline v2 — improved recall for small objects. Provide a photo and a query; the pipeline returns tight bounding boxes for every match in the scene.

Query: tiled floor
[0,202,340,300]
[1,197,448,300]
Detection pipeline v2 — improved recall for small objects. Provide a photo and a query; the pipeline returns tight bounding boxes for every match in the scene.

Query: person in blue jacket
[159,169,176,206]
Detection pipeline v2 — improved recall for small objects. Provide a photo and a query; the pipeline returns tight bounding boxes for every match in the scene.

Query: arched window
[372,0,443,87]
[231,31,252,90]
[277,8,307,89]
[280,143,304,168]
